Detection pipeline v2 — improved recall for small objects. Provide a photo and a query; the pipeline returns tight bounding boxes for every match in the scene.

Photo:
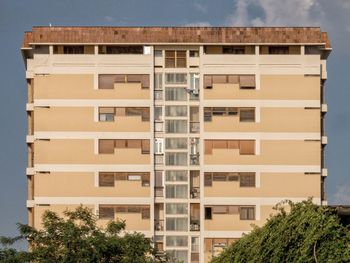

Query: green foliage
[0,206,165,263]
[211,200,350,263]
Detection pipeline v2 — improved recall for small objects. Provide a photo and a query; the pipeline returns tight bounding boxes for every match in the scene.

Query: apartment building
[21,27,331,263]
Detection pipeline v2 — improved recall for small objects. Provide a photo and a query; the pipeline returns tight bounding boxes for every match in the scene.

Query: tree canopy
[0,206,168,263]
[211,200,350,263]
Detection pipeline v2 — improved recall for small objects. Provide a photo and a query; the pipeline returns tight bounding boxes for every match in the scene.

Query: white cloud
[193,2,208,14]
[184,22,211,27]
[104,16,114,22]
[331,182,350,204]
[227,0,323,26]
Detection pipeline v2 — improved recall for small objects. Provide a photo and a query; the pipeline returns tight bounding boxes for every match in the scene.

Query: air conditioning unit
[154,138,164,154]
[191,74,200,95]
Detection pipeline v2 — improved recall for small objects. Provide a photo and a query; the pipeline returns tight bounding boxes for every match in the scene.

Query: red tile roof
[22,26,331,48]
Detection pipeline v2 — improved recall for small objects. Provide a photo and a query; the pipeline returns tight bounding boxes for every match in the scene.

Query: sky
[0,0,350,240]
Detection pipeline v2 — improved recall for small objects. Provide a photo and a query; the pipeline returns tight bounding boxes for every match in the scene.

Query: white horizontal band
[203,165,320,173]
[203,132,320,140]
[34,164,152,172]
[34,132,152,139]
[202,100,320,108]
[35,99,152,107]
[203,197,320,205]
[34,197,152,205]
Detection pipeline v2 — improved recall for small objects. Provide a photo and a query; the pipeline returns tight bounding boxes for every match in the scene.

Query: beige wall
[204,75,320,100]
[34,107,150,132]
[34,75,149,100]
[34,172,150,197]
[204,108,320,132]
[204,173,320,198]
[204,205,275,231]
[98,214,150,231]
[204,140,320,165]
[35,139,150,164]
[33,204,95,229]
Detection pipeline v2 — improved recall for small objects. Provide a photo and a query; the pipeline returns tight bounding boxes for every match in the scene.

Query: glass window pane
[165,152,188,166]
[165,120,187,133]
[165,138,188,149]
[165,106,187,117]
[166,203,188,215]
[165,87,187,101]
[165,170,188,182]
[166,185,188,198]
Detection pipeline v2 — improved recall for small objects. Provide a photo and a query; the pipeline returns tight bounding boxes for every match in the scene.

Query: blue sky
[0,0,349,239]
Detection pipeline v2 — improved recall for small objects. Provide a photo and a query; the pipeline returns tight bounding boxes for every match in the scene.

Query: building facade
[22,27,331,263]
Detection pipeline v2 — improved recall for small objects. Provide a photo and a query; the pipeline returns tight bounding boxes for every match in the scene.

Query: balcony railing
[190,220,200,231]
[190,122,200,133]
[190,154,200,166]
[190,187,200,199]
[155,155,164,165]
[154,219,164,231]
[154,187,164,197]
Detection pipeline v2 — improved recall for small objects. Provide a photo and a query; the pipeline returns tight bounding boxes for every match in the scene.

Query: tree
[211,200,350,263]
[0,206,166,263]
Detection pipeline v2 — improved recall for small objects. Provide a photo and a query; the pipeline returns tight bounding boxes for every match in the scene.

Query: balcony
[154,187,164,198]
[190,203,200,231]
[190,187,200,199]
[154,219,164,231]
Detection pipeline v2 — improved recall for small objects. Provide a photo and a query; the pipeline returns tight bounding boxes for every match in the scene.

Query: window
[165,152,187,166]
[239,75,255,89]
[165,138,188,149]
[165,73,187,84]
[205,207,212,220]
[165,50,187,68]
[268,46,289,54]
[165,170,188,182]
[166,185,188,199]
[204,107,242,122]
[98,45,143,54]
[204,140,255,155]
[166,218,188,231]
[166,203,188,215]
[240,207,255,220]
[240,173,256,187]
[61,45,85,54]
[223,46,245,54]
[239,108,255,122]
[128,174,141,181]
[165,106,187,117]
[204,173,212,187]
[305,45,321,55]
[203,74,255,89]
[99,107,115,122]
[99,139,150,154]
[99,172,115,187]
[154,73,163,90]
[154,50,163,57]
[166,236,188,247]
[125,107,150,121]
[165,120,187,133]
[204,172,255,187]
[99,206,115,219]
[141,140,150,154]
[204,45,255,55]
[189,50,199,57]
[99,140,115,154]
[98,74,149,89]
[154,107,163,121]
[168,250,188,263]
[165,87,187,101]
